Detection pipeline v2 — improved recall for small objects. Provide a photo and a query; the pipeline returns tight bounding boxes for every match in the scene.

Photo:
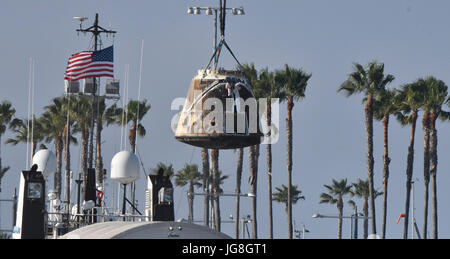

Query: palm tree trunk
[422,112,430,239]
[251,144,259,239]
[211,149,220,231]
[364,92,376,235]
[129,121,137,153]
[216,195,221,232]
[54,136,63,200]
[363,198,369,239]
[266,102,274,239]
[188,182,194,224]
[64,124,71,205]
[337,199,343,239]
[235,148,243,239]
[381,115,390,239]
[429,112,438,239]
[286,96,294,239]
[88,114,94,169]
[81,123,88,202]
[201,148,210,227]
[403,110,418,239]
[96,114,103,187]
[129,120,137,215]
[0,136,3,192]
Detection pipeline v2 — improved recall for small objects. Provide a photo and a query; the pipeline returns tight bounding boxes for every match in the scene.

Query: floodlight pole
[187,4,245,70]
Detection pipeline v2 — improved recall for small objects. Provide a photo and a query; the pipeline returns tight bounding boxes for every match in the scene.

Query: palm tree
[248,144,259,239]
[210,148,221,231]
[273,184,305,237]
[350,178,383,239]
[7,116,45,161]
[105,99,151,153]
[422,76,448,239]
[40,111,63,199]
[72,97,92,201]
[395,81,425,239]
[275,64,311,239]
[200,148,210,227]
[234,147,243,239]
[320,179,352,239]
[95,98,107,187]
[242,63,261,239]
[0,101,15,192]
[338,61,395,236]
[254,68,285,239]
[106,99,151,212]
[174,164,202,223]
[42,97,77,203]
[373,88,398,239]
[150,162,175,178]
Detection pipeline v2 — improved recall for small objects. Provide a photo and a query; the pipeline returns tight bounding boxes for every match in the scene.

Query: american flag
[64,45,114,81]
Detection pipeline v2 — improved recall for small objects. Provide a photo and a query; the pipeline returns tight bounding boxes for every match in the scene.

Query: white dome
[32,149,57,179]
[111,151,140,184]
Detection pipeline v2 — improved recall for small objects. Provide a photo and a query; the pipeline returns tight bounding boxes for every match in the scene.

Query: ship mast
[76,13,116,172]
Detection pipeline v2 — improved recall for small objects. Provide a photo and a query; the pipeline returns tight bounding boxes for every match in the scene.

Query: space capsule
[175,69,262,149]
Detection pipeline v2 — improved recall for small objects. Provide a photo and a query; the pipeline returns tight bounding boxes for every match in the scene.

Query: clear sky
[1,0,450,239]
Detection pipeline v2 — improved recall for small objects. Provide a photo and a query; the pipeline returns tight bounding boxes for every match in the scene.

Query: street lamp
[190,191,255,198]
[312,212,371,239]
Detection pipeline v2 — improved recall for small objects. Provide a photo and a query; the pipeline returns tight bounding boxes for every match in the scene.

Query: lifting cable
[203,0,243,75]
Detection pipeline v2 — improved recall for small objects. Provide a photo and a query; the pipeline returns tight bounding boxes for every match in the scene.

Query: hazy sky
[1,0,450,239]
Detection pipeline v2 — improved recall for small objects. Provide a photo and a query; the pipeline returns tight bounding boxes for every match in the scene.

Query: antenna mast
[76,13,117,169]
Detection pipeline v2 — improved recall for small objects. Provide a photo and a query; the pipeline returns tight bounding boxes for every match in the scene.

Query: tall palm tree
[72,97,92,201]
[395,81,425,239]
[42,97,71,200]
[254,68,285,239]
[273,184,305,237]
[275,64,311,239]
[105,99,151,153]
[40,110,63,199]
[174,164,202,223]
[338,61,395,235]
[210,149,221,231]
[373,88,398,239]
[248,144,259,239]
[234,147,243,239]
[350,178,383,239]
[242,63,261,239]
[320,179,352,239]
[201,148,210,227]
[0,101,15,192]
[422,76,448,239]
[95,98,107,187]
[106,99,151,211]
[61,96,78,205]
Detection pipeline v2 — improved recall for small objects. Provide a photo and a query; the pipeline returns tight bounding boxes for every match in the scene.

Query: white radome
[32,149,57,179]
[110,151,140,184]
